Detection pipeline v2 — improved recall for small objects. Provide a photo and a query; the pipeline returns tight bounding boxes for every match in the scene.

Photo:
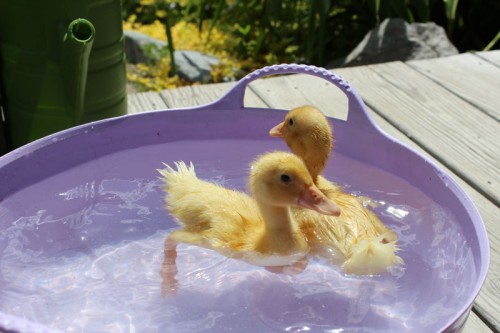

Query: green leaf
[444,0,459,21]
[374,0,381,21]
[388,0,412,22]
[206,0,226,42]
[264,0,282,23]
[484,30,500,51]
[236,25,251,36]
[443,0,459,36]
[412,0,430,21]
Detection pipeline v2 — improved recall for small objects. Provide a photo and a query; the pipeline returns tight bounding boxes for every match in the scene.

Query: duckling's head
[249,152,340,216]
[269,106,333,179]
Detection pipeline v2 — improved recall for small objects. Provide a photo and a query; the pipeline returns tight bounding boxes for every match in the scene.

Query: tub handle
[211,63,376,131]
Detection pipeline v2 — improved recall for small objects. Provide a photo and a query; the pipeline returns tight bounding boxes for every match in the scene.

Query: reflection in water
[0,198,473,332]
[386,206,409,219]
[0,141,477,333]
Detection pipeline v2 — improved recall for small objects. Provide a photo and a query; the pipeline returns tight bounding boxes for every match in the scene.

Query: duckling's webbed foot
[161,235,179,298]
[264,256,308,275]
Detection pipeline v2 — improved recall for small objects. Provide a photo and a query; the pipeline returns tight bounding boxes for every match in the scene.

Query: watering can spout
[62,18,95,118]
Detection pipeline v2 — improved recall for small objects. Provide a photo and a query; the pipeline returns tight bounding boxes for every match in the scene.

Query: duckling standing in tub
[269,105,403,275]
[158,151,340,296]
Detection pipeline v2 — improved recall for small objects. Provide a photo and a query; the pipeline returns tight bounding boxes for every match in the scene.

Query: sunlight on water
[0,140,477,333]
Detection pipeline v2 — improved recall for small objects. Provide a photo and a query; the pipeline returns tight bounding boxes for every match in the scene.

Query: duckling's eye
[280,174,291,183]
[288,118,294,126]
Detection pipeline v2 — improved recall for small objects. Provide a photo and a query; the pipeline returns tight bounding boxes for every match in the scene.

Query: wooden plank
[476,50,500,67]
[334,62,500,206]
[250,72,499,331]
[159,81,268,109]
[408,53,500,120]
[127,91,168,114]
[248,74,349,120]
[463,311,494,333]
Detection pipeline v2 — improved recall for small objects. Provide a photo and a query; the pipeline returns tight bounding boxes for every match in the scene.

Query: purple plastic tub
[0,64,489,333]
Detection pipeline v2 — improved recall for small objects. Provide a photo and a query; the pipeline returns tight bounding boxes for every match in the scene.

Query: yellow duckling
[158,151,340,295]
[270,105,403,275]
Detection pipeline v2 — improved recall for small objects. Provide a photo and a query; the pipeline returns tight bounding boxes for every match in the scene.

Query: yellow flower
[139,0,155,6]
[124,19,250,90]
[156,9,167,18]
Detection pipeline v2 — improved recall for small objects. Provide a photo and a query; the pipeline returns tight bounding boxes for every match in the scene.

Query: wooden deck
[128,51,500,333]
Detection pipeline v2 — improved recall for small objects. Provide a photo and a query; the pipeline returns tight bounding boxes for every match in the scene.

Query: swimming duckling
[270,105,402,275]
[158,151,340,295]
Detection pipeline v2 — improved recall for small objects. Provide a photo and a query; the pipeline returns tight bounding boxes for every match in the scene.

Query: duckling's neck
[288,129,332,182]
[259,204,296,231]
[302,149,330,182]
[255,202,307,255]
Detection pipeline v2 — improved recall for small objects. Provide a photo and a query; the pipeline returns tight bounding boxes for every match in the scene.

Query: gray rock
[174,50,220,83]
[124,31,220,83]
[331,18,458,68]
[124,30,167,64]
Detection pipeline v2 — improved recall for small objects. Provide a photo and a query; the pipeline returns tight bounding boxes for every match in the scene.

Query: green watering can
[0,0,127,149]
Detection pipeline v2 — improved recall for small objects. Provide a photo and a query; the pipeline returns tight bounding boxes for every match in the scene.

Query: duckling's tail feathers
[343,233,404,275]
[158,161,208,226]
[158,161,197,188]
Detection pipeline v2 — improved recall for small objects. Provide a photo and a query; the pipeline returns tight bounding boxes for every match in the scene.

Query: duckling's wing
[159,162,262,249]
[317,176,343,195]
[293,208,349,259]
[334,193,398,245]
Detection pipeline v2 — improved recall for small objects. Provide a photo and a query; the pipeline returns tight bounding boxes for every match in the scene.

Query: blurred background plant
[123,0,500,91]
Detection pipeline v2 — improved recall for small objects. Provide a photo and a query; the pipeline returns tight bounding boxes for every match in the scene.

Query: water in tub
[0,140,477,332]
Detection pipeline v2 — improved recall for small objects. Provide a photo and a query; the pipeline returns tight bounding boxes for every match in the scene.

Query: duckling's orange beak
[269,121,285,138]
[297,184,341,216]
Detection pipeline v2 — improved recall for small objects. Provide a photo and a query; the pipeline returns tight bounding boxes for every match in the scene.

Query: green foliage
[141,43,169,61]
[448,0,500,51]
[123,0,499,89]
[123,0,375,67]
[367,0,499,51]
[443,0,459,34]
[484,31,500,52]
